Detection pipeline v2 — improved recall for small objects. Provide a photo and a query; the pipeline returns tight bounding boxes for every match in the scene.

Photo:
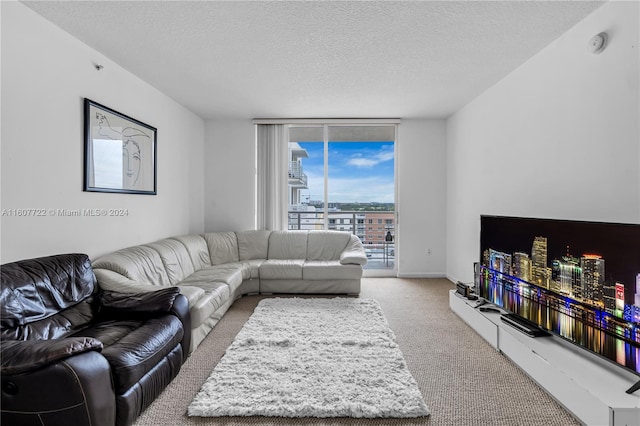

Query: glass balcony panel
[288,125,395,271]
[288,209,394,270]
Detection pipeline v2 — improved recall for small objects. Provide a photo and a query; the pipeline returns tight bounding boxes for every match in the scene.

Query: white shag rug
[187,297,430,418]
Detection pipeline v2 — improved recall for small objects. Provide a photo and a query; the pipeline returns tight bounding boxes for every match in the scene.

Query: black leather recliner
[0,253,191,426]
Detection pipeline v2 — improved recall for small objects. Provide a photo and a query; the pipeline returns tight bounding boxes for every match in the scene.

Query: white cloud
[348,158,378,167]
[376,151,394,162]
[347,149,394,168]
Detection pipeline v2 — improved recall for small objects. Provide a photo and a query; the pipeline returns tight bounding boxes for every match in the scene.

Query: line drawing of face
[123,139,141,187]
[96,112,107,128]
[92,108,151,190]
[121,127,148,188]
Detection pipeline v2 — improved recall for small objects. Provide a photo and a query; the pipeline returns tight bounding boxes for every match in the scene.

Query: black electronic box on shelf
[500,313,550,337]
[456,281,477,300]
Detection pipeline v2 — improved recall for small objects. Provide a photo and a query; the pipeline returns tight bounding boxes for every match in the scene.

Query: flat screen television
[476,215,640,394]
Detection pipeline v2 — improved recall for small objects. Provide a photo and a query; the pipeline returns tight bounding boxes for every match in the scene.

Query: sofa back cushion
[307,231,351,261]
[146,239,195,285]
[202,232,239,265]
[171,234,211,271]
[92,245,171,287]
[268,231,308,259]
[236,230,271,261]
[0,254,97,341]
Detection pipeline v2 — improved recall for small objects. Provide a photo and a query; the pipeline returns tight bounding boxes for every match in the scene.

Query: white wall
[396,119,447,277]
[204,119,256,232]
[203,118,448,276]
[1,2,205,263]
[446,1,640,284]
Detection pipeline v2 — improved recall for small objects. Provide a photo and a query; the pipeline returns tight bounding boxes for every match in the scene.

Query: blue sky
[298,141,394,203]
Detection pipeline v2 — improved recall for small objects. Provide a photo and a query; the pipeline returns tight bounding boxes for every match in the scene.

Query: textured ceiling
[23,1,605,119]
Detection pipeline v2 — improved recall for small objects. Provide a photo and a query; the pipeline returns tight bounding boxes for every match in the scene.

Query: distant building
[581,254,605,306]
[486,249,512,275]
[287,143,325,230]
[551,255,581,296]
[328,212,365,234]
[531,236,549,288]
[615,283,625,317]
[512,252,531,281]
[602,283,616,315]
[623,304,640,323]
[362,212,394,246]
[287,142,308,207]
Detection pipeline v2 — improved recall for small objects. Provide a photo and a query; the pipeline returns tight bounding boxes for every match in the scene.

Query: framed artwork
[84,98,157,195]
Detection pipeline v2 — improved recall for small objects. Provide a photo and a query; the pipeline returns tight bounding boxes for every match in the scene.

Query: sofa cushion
[259,259,305,280]
[239,259,264,279]
[307,231,350,261]
[202,232,239,265]
[186,283,230,328]
[1,254,97,341]
[180,266,243,293]
[260,279,360,294]
[72,315,183,394]
[92,246,171,287]
[236,230,271,261]
[171,235,211,270]
[303,260,363,280]
[268,231,308,260]
[177,285,206,308]
[146,239,195,285]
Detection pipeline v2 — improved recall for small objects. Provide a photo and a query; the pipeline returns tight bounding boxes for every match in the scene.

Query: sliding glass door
[287,124,396,272]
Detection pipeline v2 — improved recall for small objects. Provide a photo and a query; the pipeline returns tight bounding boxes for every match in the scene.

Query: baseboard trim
[396,272,447,279]
[363,269,397,278]
[446,275,473,286]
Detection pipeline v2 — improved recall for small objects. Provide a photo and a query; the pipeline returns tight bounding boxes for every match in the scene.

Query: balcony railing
[288,162,307,187]
[288,210,395,269]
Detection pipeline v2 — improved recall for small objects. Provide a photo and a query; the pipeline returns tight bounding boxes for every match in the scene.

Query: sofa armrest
[1,337,103,375]
[170,293,191,359]
[99,286,180,315]
[98,287,191,360]
[340,235,368,266]
[1,349,115,426]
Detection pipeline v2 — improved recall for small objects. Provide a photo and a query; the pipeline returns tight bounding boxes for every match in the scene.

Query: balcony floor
[363,258,395,270]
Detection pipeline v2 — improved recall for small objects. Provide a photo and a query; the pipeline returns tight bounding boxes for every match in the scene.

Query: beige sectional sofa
[92,230,367,353]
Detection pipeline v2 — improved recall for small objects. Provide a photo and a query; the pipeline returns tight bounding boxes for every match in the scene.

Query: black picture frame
[84,98,157,195]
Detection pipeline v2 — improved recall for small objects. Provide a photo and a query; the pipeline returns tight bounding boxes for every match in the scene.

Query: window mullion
[323,124,329,230]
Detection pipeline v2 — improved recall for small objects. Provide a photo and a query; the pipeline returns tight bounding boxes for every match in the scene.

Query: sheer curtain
[256,124,288,230]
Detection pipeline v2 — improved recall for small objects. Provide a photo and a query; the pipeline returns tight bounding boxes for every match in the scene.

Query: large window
[287,124,396,270]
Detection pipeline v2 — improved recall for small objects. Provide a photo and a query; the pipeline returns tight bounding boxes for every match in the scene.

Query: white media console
[449,290,640,426]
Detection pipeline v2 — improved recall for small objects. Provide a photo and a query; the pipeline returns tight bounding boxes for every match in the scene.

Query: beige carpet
[134,278,580,426]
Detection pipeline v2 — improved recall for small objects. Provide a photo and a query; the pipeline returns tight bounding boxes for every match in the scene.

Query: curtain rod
[252,118,401,124]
